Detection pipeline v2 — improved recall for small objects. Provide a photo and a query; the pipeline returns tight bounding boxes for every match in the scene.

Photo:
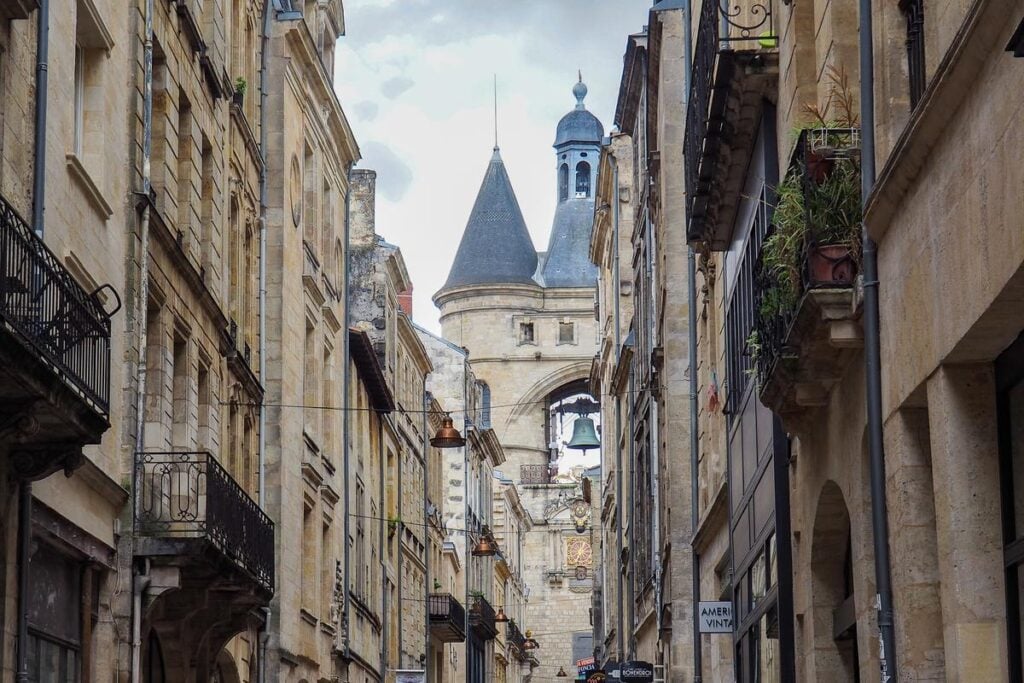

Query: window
[301,501,317,612]
[558,163,569,201]
[519,322,535,345]
[558,321,575,345]
[998,332,1024,679]
[900,0,926,108]
[303,142,317,249]
[197,358,211,450]
[200,136,214,275]
[72,0,111,173]
[176,95,194,238]
[171,334,188,450]
[575,161,591,197]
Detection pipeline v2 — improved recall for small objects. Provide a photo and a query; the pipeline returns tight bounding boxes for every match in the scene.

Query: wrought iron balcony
[428,593,467,643]
[685,0,778,248]
[0,194,114,415]
[469,594,499,640]
[136,451,275,593]
[752,129,863,420]
[506,619,527,660]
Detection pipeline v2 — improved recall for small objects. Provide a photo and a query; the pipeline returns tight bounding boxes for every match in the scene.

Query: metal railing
[520,463,554,485]
[469,595,498,640]
[685,0,776,234]
[0,194,114,413]
[137,451,275,591]
[900,0,926,108]
[752,129,861,387]
[506,619,527,659]
[429,593,467,634]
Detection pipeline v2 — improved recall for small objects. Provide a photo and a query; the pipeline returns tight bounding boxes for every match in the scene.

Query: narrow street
[0,1,1022,682]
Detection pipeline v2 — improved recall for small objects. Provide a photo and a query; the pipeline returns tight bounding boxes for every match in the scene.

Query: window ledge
[66,154,112,219]
[299,607,318,626]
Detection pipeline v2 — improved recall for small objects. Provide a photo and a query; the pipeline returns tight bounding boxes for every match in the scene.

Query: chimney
[349,169,377,248]
[398,284,414,317]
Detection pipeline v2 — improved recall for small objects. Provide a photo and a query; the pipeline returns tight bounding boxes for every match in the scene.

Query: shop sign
[699,601,733,633]
[576,656,597,674]
[620,660,654,682]
[586,673,608,683]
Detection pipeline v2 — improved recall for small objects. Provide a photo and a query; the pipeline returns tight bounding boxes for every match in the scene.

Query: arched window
[479,381,491,429]
[558,164,569,202]
[575,161,591,197]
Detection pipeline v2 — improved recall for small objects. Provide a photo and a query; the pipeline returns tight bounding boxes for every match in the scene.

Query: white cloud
[335,0,650,331]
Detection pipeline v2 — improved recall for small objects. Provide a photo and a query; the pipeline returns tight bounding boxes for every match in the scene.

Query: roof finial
[493,74,499,152]
[572,73,588,110]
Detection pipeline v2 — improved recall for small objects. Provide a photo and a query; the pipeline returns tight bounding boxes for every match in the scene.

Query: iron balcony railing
[752,129,861,387]
[428,593,467,642]
[506,619,527,659]
[137,451,275,592]
[469,595,499,640]
[900,0,926,108]
[520,463,554,485]
[685,0,776,239]
[0,194,115,413]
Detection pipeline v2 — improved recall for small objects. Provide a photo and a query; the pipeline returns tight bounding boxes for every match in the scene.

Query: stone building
[492,475,533,683]
[433,80,604,680]
[588,7,698,680]
[261,2,359,680]
[0,1,126,680]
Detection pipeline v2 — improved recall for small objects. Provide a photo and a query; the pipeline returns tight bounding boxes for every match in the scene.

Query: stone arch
[503,360,592,427]
[558,163,569,201]
[575,160,591,196]
[810,480,859,682]
[211,648,243,683]
[144,628,167,683]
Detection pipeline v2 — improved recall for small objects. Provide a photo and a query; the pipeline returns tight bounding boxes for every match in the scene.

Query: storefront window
[998,331,1024,679]
[27,543,83,683]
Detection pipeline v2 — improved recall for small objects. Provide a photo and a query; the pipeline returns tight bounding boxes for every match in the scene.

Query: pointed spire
[438,152,538,293]
[493,74,500,151]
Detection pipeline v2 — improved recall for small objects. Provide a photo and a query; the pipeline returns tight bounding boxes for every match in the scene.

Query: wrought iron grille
[685,0,776,234]
[0,194,113,413]
[137,451,275,591]
[506,619,527,659]
[520,463,553,485]
[429,593,467,629]
[469,595,498,640]
[900,0,926,108]
[752,129,861,387]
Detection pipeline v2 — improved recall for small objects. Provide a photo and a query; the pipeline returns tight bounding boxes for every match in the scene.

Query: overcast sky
[334,0,651,332]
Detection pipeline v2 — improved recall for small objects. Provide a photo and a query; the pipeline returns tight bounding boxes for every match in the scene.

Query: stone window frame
[517,319,536,346]
[556,320,577,346]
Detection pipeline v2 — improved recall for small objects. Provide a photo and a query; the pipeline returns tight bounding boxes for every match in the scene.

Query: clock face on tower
[566,538,593,568]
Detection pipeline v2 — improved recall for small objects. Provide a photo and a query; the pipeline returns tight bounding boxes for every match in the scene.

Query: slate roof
[540,198,598,288]
[554,80,604,147]
[439,149,538,292]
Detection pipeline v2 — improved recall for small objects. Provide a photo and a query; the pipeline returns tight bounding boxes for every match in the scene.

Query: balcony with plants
[685,0,779,248]
[751,121,864,418]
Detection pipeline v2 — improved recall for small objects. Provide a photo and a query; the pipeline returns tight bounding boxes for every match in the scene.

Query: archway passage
[546,379,600,479]
[810,481,860,682]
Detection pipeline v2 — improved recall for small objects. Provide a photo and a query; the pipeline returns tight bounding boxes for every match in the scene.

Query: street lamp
[557,666,569,677]
[431,414,466,448]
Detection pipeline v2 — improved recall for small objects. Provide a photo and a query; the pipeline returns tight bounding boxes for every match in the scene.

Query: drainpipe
[16,3,51,679]
[681,0,702,676]
[462,356,471,683]
[130,0,156,681]
[859,0,897,679]
[341,162,354,664]
[379,416,389,681]
[423,390,432,683]
[31,0,48,239]
[256,1,273,679]
[397,414,404,666]
[627,364,636,660]
[610,148,626,663]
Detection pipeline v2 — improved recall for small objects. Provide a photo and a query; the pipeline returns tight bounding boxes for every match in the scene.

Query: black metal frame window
[899,0,926,108]
[998,331,1024,680]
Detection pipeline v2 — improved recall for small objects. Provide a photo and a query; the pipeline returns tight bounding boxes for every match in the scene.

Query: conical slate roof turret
[440,149,538,292]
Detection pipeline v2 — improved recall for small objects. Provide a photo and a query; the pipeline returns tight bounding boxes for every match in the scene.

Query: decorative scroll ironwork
[685,0,776,234]
[506,619,527,659]
[0,193,114,413]
[137,451,275,591]
[469,594,498,640]
[520,463,554,485]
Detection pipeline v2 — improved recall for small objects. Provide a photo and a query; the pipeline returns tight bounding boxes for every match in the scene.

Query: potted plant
[233,77,247,107]
[387,514,401,536]
[433,578,442,591]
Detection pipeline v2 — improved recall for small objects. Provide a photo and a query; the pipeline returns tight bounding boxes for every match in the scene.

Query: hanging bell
[472,526,497,557]
[566,416,600,451]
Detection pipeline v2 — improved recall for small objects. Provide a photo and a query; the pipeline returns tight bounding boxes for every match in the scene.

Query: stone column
[926,364,1007,681]
[883,407,945,679]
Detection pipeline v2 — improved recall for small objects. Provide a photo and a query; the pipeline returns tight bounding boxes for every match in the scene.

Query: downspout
[859,0,897,678]
[627,363,637,660]
[682,0,702,676]
[16,3,50,680]
[611,151,626,663]
[423,390,432,683]
[462,356,471,683]
[397,416,404,666]
[379,417,388,681]
[341,163,354,663]
[131,0,156,680]
[257,1,273,680]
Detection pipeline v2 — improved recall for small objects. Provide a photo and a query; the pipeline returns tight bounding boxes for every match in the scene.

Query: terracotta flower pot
[807,244,856,286]
[805,151,835,185]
